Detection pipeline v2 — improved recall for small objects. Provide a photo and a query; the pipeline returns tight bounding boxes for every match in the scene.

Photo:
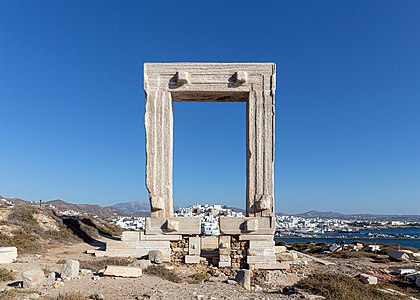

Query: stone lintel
[144,63,275,92]
[145,217,201,235]
[219,217,275,235]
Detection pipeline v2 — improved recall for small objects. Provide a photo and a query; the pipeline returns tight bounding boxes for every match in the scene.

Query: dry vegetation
[0,205,79,253]
[0,267,15,281]
[296,273,402,300]
[49,292,89,300]
[144,265,182,283]
[287,242,327,254]
[189,272,210,283]
[78,257,132,272]
[0,204,123,254]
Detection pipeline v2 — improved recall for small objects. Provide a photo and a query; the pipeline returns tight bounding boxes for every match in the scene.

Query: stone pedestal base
[98,229,284,270]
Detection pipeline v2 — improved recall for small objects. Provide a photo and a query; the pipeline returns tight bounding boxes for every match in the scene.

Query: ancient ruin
[101,63,284,269]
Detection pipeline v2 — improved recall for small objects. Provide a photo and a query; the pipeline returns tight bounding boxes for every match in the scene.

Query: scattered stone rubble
[61,260,80,279]
[388,249,410,261]
[359,273,378,285]
[21,267,45,288]
[0,246,18,263]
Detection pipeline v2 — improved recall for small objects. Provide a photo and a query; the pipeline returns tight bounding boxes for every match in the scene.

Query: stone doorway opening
[172,101,246,211]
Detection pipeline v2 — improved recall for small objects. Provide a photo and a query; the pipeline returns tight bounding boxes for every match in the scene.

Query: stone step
[249,240,275,248]
[250,262,290,270]
[247,255,277,263]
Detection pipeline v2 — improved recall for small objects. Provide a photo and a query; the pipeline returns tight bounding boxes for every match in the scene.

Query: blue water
[275,227,420,249]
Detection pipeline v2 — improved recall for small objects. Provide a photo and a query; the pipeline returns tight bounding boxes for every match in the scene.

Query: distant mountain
[46,199,126,217]
[110,201,150,217]
[227,206,246,214]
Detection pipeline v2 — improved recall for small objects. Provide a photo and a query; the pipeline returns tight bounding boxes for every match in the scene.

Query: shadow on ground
[62,217,106,248]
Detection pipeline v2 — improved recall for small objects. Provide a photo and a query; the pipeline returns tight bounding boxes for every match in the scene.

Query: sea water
[275,227,420,249]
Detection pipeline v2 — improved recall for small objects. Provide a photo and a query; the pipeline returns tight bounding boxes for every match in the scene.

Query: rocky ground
[1,205,420,300]
[0,237,296,300]
[1,236,420,300]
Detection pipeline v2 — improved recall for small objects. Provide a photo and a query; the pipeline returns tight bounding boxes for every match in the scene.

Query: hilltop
[46,199,126,217]
[0,202,123,254]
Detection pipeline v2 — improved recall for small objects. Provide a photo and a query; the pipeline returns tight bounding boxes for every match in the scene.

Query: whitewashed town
[105,203,420,240]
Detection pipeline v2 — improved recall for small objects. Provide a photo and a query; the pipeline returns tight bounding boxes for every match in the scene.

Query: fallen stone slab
[80,269,92,275]
[416,274,420,288]
[388,249,410,261]
[405,272,420,281]
[276,252,298,262]
[329,244,342,252]
[61,260,79,279]
[360,273,378,285]
[21,267,45,288]
[235,269,251,290]
[103,265,142,278]
[377,288,406,297]
[289,250,335,265]
[394,269,416,275]
[0,247,17,263]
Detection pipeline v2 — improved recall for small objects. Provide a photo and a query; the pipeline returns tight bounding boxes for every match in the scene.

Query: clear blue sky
[1,1,419,214]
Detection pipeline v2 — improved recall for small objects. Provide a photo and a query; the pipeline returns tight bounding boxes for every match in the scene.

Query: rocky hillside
[0,203,122,254]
